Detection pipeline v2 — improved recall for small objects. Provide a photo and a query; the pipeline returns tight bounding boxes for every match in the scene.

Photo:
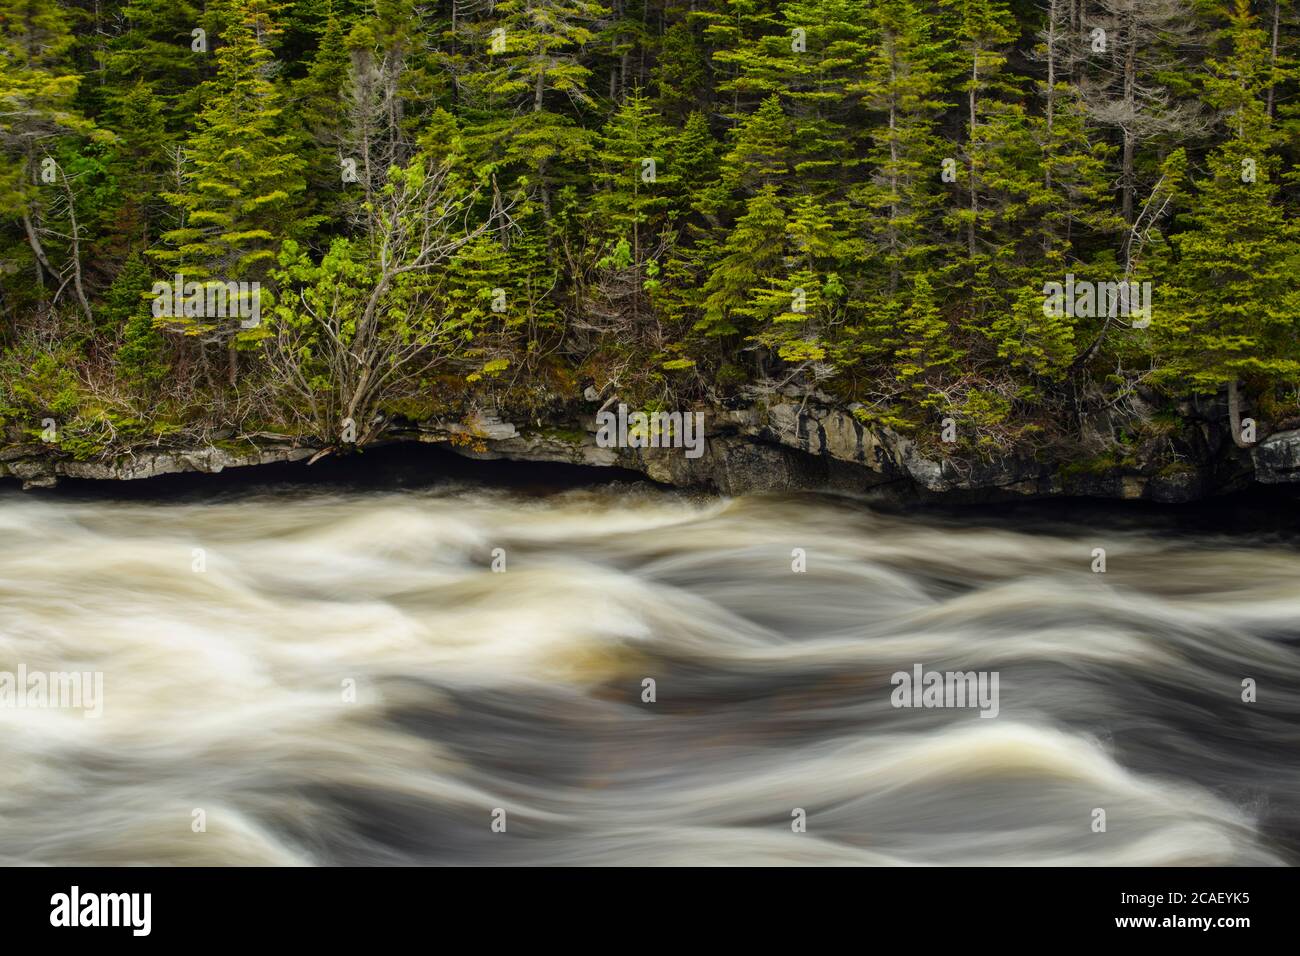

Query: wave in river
[1,483,1296,865]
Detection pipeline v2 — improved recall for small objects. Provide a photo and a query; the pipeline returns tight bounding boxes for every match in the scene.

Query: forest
[1,0,1298,462]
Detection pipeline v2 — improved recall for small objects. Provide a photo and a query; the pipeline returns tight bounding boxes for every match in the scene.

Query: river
[1,452,1297,865]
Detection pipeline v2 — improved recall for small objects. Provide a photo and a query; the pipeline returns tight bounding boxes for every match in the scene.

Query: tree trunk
[537,154,552,222]
[1267,0,1280,119]
[1044,0,1058,254]
[888,44,899,295]
[968,53,978,259]
[1121,30,1137,224]
[1227,379,1248,449]
[21,212,55,292]
[58,170,94,324]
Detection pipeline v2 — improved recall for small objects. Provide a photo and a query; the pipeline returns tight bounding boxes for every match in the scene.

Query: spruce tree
[698,184,786,342]
[155,0,311,381]
[655,111,725,354]
[744,193,844,372]
[940,0,1018,261]
[588,90,678,326]
[850,0,951,295]
[103,0,206,126]
[1159,0,1300,444]
[293,4,352,224]
[893,273,959,411]
[653,16,709,122]
[462,0,609,218]
[720,93,795,193]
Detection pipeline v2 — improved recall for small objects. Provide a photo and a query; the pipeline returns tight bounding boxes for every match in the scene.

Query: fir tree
[940,0,1018,260]
[720,93,795,192]
[698,184,786,342]
[587,90,678,326]
[103,0,206,126]
[293,4,352,223]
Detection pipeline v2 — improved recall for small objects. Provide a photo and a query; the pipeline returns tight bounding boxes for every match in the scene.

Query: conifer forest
[2,0,1298,466]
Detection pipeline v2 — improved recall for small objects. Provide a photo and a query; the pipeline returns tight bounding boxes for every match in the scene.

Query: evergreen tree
[155,0,311,380]
[462,0,609,218]
[716,0,878,197]
[700,0,784,116]
[719,93,795,193]
[744,193,845,373]
[1159,0,1300,444]
[697,184,786,342]
[157,0,308,276]
[102,81,169,249]
[850,0,951,294]
[893,273,959,410]
[655,110,725,351]
[0,0,101,301]
[653,15,709,122]
[588,90,678,326]
[940,0,1018,260]
[103,0,206,125]
[110,253,170,387]
[591,90,677,244]
[293,4,352,224]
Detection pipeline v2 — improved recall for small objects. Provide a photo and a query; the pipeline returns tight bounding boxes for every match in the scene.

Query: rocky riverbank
[6,396,1300,502]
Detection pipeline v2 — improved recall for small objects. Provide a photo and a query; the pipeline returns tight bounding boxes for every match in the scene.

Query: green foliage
[2,349,82,421]
[2,0,1299,459]
[1157,0,1300,396]
[698,185,786,338]
[155,0,312,312]
[893,275,958,408]
[109,255,170,387]
[653,18,708,121]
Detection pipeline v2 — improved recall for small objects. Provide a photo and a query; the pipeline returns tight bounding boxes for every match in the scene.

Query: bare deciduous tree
[266,157,505,451]
[1076,0,1206,225]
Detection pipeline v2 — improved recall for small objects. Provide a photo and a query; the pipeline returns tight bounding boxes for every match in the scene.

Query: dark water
[2,452,1297,865]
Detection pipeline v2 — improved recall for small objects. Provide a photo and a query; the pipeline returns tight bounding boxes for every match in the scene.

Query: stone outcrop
[403,400,1249,503]
[0,441,314,491]
[0,399,1273,503]
[1252,429,1300,483]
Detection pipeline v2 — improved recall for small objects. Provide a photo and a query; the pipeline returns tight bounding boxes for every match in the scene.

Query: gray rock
[1,443,314,486]
[1,398,1278,504]
[903,453,947,492]
[1252,429,1300,483]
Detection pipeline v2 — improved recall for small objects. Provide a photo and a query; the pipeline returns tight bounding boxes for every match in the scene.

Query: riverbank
[6,396,1300,503]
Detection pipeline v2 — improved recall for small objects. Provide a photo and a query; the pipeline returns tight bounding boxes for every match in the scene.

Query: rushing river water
[2,454,1298,866]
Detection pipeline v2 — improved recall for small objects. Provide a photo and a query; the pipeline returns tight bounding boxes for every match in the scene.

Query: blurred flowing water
[2,462,1298,866]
